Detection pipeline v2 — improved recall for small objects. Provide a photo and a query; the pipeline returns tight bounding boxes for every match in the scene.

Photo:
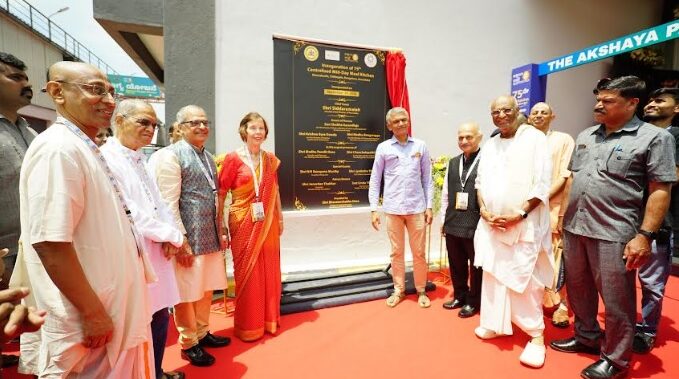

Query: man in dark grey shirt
[551,76,676,379]
[0,52,36,290]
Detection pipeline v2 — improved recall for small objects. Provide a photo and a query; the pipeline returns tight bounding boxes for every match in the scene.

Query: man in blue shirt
[368,107,433,308]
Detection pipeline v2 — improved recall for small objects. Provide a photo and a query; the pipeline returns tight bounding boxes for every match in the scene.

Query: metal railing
[0,0,118,74]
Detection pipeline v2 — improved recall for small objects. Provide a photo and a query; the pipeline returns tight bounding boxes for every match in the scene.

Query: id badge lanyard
[459,154,480,188]
[455,154,480,211]
[243,147,265,222]
[191,147,218,217]
[61,118,157,283]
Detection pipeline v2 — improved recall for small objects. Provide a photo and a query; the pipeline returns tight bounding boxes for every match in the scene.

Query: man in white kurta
[101,99,185,379]
[14,62,153,378]
[474,95,554,368]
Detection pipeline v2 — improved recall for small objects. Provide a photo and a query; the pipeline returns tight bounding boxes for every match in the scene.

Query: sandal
[551,306,570,328]
[162,371,185,379]
[417,292,431,308]
[386,292,405,307]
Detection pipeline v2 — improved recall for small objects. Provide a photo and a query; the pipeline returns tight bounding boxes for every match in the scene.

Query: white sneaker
[474,326,503,340]
[519,341,546,368]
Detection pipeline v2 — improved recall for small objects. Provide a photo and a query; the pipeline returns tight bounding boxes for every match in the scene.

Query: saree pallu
[219,151,281,341]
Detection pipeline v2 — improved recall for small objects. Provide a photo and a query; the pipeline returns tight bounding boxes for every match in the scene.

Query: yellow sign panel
[324,89,359,97]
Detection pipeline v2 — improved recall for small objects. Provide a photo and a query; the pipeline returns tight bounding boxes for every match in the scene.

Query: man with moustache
[473,95,553,368]
[551,76,675,379]
[632,88,679,354]
[369,107,434,309]
[16,61,154,377]
[440,122,483,318]
[528,102,575,329]
[149,105,229,367]
[0,52,36,369]
[0,53,36,289]
[101,99,185,379]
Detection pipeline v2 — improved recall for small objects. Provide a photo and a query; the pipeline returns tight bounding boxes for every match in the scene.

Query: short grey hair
[112,99,152,136]
[176,105,205,123]
[386,107,409,123]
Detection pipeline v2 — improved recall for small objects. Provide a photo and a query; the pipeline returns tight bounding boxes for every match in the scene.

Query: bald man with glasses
[13,61,154,377]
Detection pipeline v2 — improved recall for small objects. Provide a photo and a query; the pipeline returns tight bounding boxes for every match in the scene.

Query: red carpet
[3,273,679,378]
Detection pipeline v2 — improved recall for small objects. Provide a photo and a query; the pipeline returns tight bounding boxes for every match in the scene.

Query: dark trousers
[151,308,170,379]
[445,234,482,307]
[563,231,636,369]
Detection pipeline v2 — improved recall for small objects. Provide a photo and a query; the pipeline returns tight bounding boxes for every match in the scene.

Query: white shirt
[473,124,554,292]
[148,146,187,234]
[18,120,150,368]
[101,137,183,313]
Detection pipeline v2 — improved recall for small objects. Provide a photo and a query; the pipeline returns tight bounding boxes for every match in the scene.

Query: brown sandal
[162,371,185,379]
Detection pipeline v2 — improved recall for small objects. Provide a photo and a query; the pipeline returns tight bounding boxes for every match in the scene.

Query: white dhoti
[37,337,154,379]
[473,124,554,340]
[479,270,545,337]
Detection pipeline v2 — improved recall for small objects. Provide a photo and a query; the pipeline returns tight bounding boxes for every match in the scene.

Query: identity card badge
[455,192,469,211]
[251,201,265,222]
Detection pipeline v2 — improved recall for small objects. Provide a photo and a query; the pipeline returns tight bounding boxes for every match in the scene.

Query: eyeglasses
[491,108,514,117]
[56,81,116,98]
[180,119,211,128]
[123,114,158,129]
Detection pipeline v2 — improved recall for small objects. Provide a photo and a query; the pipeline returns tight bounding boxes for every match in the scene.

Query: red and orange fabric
[218,151,282,341]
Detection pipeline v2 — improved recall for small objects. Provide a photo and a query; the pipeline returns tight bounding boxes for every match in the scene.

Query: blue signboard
[108,74,162,98]
[538,20,679,76]
[510,64,545,115]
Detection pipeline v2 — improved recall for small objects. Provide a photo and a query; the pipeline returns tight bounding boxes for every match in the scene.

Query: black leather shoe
[458,304,478,318]
[198,332,231,348]
[442,298,464,310]
[580,358,628,379]
[550,337,600,355]
[632,332,655,354]
[180,345,215,367]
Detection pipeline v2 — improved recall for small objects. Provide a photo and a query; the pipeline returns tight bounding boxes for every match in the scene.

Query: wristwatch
[637,229,655,240]
[518,210,528,219]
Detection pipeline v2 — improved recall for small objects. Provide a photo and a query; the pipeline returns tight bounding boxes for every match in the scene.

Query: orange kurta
[219,151,281,341]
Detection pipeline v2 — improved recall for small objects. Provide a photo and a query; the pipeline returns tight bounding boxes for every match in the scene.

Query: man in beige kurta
[528,102,575,328]
[14,62,154,378]
[148,105,229,368]
[474,95,554,368]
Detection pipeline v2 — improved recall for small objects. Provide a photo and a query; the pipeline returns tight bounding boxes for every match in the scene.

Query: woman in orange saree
[218,112,283,342]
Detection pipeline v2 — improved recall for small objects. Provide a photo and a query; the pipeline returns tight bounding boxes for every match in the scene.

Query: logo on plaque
[364,53,377,68]
[304,45,319,62]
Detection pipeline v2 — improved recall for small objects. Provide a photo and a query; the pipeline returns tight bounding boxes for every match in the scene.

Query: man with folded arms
[473,95,553,368]
[102,99,185,379]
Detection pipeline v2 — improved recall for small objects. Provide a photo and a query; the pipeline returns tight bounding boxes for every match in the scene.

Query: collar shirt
[368,136,433,215]
[0,114,37,255]
[101,137,183,312]
[18,120,150,367]
[564,116,677,243]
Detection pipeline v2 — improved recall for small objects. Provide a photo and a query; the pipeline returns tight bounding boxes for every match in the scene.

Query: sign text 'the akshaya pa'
[539,20,679,75]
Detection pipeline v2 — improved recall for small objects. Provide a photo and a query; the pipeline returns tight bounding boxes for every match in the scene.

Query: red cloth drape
[386,51,412,135]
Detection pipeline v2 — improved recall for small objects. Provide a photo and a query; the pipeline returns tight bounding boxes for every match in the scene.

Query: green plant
[431,154,450,215]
